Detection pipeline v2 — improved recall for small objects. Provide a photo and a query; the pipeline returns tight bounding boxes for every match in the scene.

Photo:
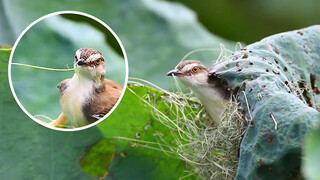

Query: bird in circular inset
[51,48,123,127]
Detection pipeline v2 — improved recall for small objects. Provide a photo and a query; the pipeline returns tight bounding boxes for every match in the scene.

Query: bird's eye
[95,58,102,65]
[191,67,199,73]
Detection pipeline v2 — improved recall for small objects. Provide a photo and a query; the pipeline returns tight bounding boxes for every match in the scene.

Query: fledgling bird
[50,48,123,127]
[167,60,228,124]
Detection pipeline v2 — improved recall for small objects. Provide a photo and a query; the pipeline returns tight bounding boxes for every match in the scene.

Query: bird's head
[167,60,209,88]
[74,48,106,79]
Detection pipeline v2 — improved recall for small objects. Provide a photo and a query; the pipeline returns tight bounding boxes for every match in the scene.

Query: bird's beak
[77,60,84,66]
[77,60,86,66]
[167,69,182,76]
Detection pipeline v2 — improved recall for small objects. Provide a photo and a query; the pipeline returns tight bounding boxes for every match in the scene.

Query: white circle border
[8,11,129,132]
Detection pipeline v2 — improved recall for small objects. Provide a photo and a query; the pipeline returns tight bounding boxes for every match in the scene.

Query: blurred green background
[2,0,320,90]
[11,14,126,121]
[1,0,320,179]
[168,0,320,44]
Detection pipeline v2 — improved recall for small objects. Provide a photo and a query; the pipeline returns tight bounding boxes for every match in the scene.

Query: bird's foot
[48,113,68,127]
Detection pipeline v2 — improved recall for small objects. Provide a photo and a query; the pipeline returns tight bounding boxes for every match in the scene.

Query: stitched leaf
[210,25,320,179]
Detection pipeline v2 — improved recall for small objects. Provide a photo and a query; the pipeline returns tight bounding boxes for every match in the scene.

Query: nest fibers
[127,77,248,180]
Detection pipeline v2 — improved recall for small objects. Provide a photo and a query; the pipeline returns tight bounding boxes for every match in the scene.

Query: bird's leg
[49,112,68,127]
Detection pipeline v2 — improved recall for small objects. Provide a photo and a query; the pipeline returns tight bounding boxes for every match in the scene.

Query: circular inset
[9,11,128,131]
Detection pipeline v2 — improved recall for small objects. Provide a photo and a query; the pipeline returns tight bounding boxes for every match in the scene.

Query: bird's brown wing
[83,79,123,122]
[57,78,71,96]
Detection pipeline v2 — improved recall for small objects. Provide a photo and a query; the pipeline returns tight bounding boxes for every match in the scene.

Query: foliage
[80,139,115,178]
[210,25,320,179]
[1,0,320,179]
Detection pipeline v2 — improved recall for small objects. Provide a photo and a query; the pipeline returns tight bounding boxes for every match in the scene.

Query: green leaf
[0,47,12,103]
[211,25,320,179]
[0,45,11,60]
[80,139,116,178]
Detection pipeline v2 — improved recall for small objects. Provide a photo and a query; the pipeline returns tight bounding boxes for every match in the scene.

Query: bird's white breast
[189,85,226,123]
[60,74,94,127]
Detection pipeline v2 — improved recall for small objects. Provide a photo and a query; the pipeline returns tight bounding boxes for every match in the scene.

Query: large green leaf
[0,45,11,64]
[210,25,320,179]
[80,138,116,178]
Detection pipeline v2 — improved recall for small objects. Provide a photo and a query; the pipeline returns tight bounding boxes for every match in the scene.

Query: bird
[50,48,123,128]
[167,60,229,124]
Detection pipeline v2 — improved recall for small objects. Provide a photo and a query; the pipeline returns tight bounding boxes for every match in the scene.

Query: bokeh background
[1,0,320,179]
[10,13,126,122]
[168,0,320,44]
[2,0,320,90]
